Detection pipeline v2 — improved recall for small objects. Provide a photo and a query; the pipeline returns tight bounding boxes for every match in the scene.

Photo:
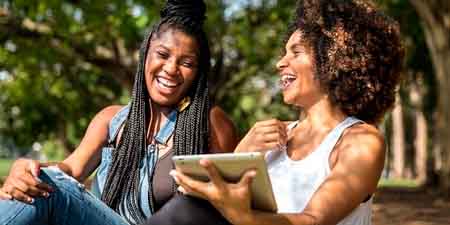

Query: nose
[163,58,179,76]
[276,55,288,71]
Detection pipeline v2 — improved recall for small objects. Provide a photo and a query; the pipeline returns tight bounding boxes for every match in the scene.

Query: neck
[299,96,347,131]
[146,101,174,140]
[150,101,173,117]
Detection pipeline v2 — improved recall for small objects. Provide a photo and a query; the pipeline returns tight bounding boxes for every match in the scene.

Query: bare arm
[60,105,123,181]
[236,124,385,225]
[172,124,385,225]
[209,106,239,153]
[0,105,123,203]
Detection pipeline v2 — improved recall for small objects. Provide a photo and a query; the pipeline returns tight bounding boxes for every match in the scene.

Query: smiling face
[277,30,324,107]
[145,29,199,107]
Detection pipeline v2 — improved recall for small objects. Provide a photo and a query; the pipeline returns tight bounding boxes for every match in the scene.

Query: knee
[149,195,229,225]
[39,167,86,200]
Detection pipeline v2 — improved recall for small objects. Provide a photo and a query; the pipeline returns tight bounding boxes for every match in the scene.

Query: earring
[177,96,191,112]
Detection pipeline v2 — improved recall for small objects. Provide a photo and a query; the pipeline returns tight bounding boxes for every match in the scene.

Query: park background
[0,0,449,224]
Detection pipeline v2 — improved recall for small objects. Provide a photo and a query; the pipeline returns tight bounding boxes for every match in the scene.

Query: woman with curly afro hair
[166,1,404,225]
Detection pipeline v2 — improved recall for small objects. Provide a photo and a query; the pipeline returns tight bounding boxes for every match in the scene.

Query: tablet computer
[172,152,277,212]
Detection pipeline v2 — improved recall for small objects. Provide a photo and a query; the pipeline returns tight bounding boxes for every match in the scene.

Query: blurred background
[0,0,449,223]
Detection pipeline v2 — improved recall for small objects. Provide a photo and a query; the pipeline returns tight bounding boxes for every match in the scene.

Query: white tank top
[266,117,372,225]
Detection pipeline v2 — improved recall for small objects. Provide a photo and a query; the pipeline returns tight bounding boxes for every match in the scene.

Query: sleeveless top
[91,105,177,224]
[266,117,373,225]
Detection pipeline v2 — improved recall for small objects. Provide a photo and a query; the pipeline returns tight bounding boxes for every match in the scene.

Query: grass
[378,178,419,188]
[0,158,14,183]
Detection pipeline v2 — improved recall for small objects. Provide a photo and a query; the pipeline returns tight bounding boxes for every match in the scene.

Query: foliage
[0,0,300,153]
[0,158,13,181]
[0,0,440,166]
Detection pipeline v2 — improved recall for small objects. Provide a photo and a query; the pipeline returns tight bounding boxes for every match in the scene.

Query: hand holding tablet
[172,152,277,212]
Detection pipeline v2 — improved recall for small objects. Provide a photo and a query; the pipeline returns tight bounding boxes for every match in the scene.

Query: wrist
[233,209,256,225]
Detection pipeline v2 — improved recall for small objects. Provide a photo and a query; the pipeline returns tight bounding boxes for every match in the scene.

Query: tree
[0,0,298,154]
[391,93,406,178]
[409,0,450,193]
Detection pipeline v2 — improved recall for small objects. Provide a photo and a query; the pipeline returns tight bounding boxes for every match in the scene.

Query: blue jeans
[0,167,128,225]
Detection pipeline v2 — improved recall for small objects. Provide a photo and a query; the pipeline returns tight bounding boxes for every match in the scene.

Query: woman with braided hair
[0,0,238,224]
[157,0,404,225]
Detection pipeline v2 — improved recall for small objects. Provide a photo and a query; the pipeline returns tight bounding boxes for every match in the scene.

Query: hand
[235,119,287,153]
[170,159,257,225]
[0,158,53,203]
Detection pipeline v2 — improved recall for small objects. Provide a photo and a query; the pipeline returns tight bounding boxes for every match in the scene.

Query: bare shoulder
[336,122,385,168]
[209,105,239,153]
[341,123,385,152]
[209,105,236,131]
[94,105,125,124]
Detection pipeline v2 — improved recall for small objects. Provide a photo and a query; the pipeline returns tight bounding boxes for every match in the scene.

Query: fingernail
[29,198,34,204]
[43,192,49,198]
[169,170,179,183]
[177,186,186,194]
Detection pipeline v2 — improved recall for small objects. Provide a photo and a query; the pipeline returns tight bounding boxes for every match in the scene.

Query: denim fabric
[0,167,128,225]
[91,105,178,222]
[0,105,178,225]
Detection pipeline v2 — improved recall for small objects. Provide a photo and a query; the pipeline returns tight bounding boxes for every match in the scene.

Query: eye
[156,50,169,59]
[181,59,197,69]
[293,49,303,56]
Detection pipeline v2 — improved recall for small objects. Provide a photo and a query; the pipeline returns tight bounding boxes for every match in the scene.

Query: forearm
[234,210,318,225]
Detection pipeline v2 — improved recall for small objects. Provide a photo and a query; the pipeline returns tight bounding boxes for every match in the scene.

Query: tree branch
[0,12,135,89]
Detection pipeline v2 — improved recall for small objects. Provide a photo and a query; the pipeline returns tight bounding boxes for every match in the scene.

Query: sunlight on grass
[0,158,13,183]
[378,178,419,188]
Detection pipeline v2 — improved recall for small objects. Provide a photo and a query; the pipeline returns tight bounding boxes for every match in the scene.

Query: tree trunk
[391,92,405,178]
[410,0,450,193]
[410,82,427,185]
[57,122,73,157]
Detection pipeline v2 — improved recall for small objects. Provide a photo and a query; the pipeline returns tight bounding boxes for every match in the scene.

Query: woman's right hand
[0,158,53,203]
[234,119,287,153]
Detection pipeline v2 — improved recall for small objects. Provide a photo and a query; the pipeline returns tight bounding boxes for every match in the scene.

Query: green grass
[378,178,419,188]
[0,158,14,182]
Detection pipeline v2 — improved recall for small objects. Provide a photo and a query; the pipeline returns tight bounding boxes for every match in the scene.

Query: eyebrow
[155,44,198,59]
[290,43,305,51]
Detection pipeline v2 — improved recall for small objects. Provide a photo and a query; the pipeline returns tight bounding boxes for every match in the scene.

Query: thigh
[0,198,46,225]
[143,194,231,225]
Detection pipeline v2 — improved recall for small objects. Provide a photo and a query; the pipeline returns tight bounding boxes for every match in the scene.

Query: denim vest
[91,105,177,223]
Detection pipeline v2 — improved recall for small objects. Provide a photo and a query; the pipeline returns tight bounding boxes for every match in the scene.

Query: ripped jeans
[0,167,128,225]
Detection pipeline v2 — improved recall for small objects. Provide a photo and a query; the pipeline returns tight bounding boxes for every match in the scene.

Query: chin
[150,95,179,107]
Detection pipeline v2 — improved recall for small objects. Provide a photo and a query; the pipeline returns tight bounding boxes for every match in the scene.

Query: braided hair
[100,0,211,224]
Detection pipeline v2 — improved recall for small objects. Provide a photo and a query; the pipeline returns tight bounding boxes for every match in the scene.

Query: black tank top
[152,150,174,210]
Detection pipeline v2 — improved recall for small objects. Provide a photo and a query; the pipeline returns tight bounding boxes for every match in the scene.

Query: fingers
[0,189,12,200]
[170,170,208,199]
[254,119,286,129]
[36,182,54,194]
[2,183,34,204]
[176,186,205,199]
[262,132,287,145]
[253,120,287,142]
[199,159,225,188]
[13,172,52,197]
[29,161,40,178]
[238,170,257,187]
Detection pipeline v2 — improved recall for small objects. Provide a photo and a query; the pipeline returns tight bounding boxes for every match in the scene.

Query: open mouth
[156,76,180,89]
[279,74,297,90]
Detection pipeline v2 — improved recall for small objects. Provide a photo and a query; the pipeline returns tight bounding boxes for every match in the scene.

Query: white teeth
[157,77,178,88]
[279,74,296,90]
[281,74,296,82]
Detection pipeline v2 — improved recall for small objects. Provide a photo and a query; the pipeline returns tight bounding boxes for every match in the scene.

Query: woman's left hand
[170,159,256,224]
